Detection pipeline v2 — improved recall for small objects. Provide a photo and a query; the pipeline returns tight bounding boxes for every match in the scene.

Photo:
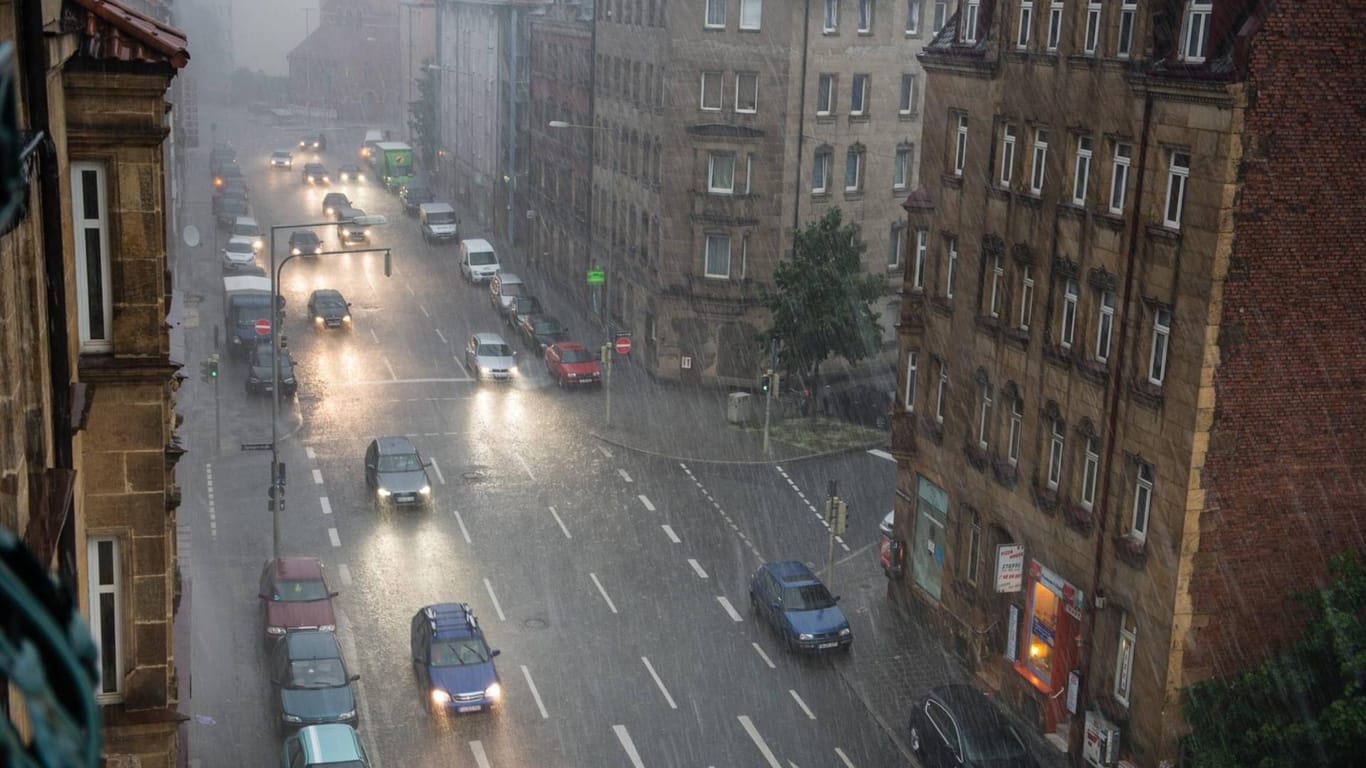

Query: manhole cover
[461,471,488,483]
[523,618,548,630]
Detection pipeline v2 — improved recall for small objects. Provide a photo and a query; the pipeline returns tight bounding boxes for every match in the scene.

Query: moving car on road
[545,341,601,388]
[269,150,293,169]
[301,163,330,185]
[259,557,337,640]
[221,236,257,273]
[337,164,364,183]
[289,230,322,257]
[335,206,371,244]
[280,724,371,768]
[307,289,352,329]
[321,192,350,218]
[363,436,432,508]
[270,630,359,731]
[246,344,297,397]
[517,314,570,354]
[749,560,852,653]
[908,684,1040,768]
[465,333,518,382]
[410,603,502,715]
[299,132,326,152]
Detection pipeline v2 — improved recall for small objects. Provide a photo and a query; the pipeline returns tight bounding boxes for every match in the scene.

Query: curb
[590,430,889,466]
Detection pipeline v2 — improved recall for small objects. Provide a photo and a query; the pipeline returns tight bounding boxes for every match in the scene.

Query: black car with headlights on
[307,289,351,330]
[289,230,322,257]
[299,132,327,152]
[364,436,432,508]
[302,163,330,185]
[246,344,298,397]
[338,164,365,183]
[270,630,359,732]
[321,192,350,218]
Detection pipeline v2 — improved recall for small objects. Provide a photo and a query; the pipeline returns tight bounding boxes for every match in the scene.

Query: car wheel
[749,593,759,615]
[909,725,922,755]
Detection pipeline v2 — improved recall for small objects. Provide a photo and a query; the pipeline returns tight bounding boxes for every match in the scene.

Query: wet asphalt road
[177,107,902,768]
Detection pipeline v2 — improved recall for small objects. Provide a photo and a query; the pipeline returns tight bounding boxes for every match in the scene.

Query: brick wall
[1190,0,1366,679]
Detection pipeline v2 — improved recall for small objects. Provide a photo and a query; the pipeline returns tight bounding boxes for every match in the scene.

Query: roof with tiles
[71,0,189,69]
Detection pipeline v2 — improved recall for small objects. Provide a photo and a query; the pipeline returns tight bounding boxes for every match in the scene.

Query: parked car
[213,162,245,190]
[824,384,895,429]
[544,341,601,388]
[337,164,364,183]
[307,289,352,329]
[749,560,852,653]
[363,436,432,508]
[221,236,258,273]
[517,314,570,354]
[280,724,371,768]
[880,509,895,537]
[488,272,526,315]
[321,192,350,218]
[246,344,297,397]
[214,177,249,201]
[210,143,236,170]
[301,163,330,185]
[399,183,433,215]
[418,203,459,243]
[269,150,293,169]
[259,557,337,640]
[908,684,1040,768]
[270,630,359,731]
[231,216,264,252]
[464,333,518,382]
[289,230,323,257]
[215,195,250,229]
[459,239,500,283]
[505,295,544,329]
[410,603,502,715]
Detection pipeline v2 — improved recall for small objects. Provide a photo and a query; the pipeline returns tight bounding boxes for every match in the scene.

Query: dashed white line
[661,525,680,543]
[312,469,324,485]
[319,497,332,515]
[327,527,341,547]
[305,446,317,460]
[205,464,217,540]
[612,725,646,768]
[590,573,619,614]
[867,448,895,461]
[368,327,379,344]
[618,468,633,483]
[383,356,397,380]
[516,452,535,481]
[789,689,816,720]
[751,642,775,669]
[434,328,448,344]
[429,457,446,485]
[637,494,655,511]
[453,510,471,543]
[687,558,709,579]
[549,506,572,539]
[738,716,782,768]
[419,304,430,318]
[835,747,856,767]
[483,578,506,621]
[641,656,678,709]
[717,596,743,622]
[469,740,490,768]
[521,665,549,719]
[404,282,415,296]
[597,445,613,459]
[337,564,352,586]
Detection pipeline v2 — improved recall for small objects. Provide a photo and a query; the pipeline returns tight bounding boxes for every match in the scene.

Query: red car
[259,557,337,640]
[545,341,601,388]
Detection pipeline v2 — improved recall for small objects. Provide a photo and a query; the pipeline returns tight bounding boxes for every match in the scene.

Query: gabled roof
[71,0,190,69]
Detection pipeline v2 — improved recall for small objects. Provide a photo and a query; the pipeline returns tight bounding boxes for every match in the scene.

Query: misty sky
[200,0,319,76]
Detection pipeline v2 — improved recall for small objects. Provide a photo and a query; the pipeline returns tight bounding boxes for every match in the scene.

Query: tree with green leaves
[759,208,887,394]
[407,59,438,173]
[1182,550,1366,768]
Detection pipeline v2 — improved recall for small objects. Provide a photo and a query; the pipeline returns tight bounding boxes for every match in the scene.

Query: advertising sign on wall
[995,544,1025,593]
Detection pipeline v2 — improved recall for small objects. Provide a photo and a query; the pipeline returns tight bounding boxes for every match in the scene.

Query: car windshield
[478,343,513,357]
[516,299,542,314]
[430,638,491,667]
[406,187,430,198]
[226,242,252,254]
[317,297,345,309]
[469,252,497,266]
[271,578,328,602]
[501,284,525,297]
[533,319,565,334]
[294,234,319,246]
[426,211,456,224]
[782,583,836,611]
[560,348,594,364]
[285,658,348,689]
[232,226,258,237]
[964,723,1028,762]
[377,453,422,472]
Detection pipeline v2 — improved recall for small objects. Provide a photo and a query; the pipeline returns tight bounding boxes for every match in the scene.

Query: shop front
[1012,560,1085,734]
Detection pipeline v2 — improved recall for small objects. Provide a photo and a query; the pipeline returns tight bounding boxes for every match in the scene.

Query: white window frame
[850,74,869,116]
[889,225,905,268]
[1149,307,1172,385]
[1164,150,1190,229]
[72,161,113,353]
[935,363,948,423]
[1109,142,1131,214]
[904,351,918,412]
[977,384,992,450]
[844,147,864,192]
[1019,266,1034,331]
[966,514,981,585]
[744,154,753,194]
[1073,135,1093,205]
[1081,437,1100,509]
[1117,0,1137,58]
[1114,614,1137,707]
[954,114,968,177]
[1060,278,1078,348]
[812,149,831,193]
[1030,128,1049,195]
[913,230,928,290]
[945,238,958,299]
[88,536,124,700]
[1000,123,1017,188]
[1047,419,1064,490]
[700,71,723,111]
[817,74,835,115]
[704,234,732,278]
[1180,0,1213,62]
[1084,0,1102,54]
[899,74,917,115]
[1095,290,1115,363]
[1017,0,1034,49]
[905,0,921,35]
[858,0,874,32]
[708,152,736,194]
[739,0,762,30]
[932,0,948,32]
[963,0,980,44]
[824,0,839,32]
[1046,0,1064,51]
[894,147,910,190]
[705,0,727,29]
[1007,398,1023,466]
[1131,463,1154,542]
[988,254,1003,318]
[735,72,759,113]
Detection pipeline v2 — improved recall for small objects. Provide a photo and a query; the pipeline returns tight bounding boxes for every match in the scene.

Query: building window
[1109,142,1131,214]
[1081,437,1100,509]
[812,148,831,193]
[708,153,736,194]
[700,71,723,111]
[816,74,835,115]
[899,74,917,115]
[844,147,864,192]
[824,0,839,32]
[1164,150,1190,229]
[740,0,762,30]
[1017,0,1033,49]
[889,225,905,268]
[1115,612,1137,705]
[1060,278,1078,348]
[1095,290,1115,363]
[1149,307,1172,385]
[1117,0,1137,58]
[858,0,873,32]
[894,147,910,190]
[1019,266,1034,331]
[88,537,124,699]
[1073,135,1092,204]
[735,72,758,113]
[935,362,948,423]
[744,154,754,193]
[1083,0,1102,54]
[913,229,928,289]
[1000,123,1017,188]
[1029,127,1049,195]
[705,234,732,278]
[954,113,968,177]
[1007,397,1023,466]
[1180,0,1212,62]
[962,0,980,43]
[1026,576,1062,680]
[72,162,112,353]
[705,0,726,28]
[1047,418,1064,490]
[905,0,921,34]
[977,383,992,449]
[945,237,958,300]
[1131,462,1154,542]
[966,512,981,586]
[988,254,1003,318]
[1046,0,1064,51]
[912,476,949,600]
[904,351,917,412]
[932,0,948,32]
[850,74,869,115]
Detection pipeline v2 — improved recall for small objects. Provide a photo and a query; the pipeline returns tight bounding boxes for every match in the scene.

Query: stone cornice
[77,355,179,383]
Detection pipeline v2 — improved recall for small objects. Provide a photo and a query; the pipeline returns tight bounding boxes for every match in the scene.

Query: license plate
[456,705,481,713]
[818,642,838,649]
[396,495,414,503]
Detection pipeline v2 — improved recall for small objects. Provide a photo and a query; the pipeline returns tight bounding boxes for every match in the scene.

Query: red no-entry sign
[614,335,632,355]
[255,318,272,336]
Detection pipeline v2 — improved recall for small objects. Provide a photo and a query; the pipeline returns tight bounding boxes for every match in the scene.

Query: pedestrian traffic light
[760,371,772,394]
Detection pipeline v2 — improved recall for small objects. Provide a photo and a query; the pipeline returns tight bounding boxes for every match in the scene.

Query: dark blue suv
[410,603,502,714]
[749,561,852,653]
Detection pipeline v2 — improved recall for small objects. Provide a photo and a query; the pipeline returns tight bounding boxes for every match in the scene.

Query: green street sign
[587,269,605,285]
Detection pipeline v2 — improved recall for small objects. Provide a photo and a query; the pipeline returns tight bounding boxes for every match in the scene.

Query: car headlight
[479,366,492,375]
[377,487,392,498]
[798,633,814,641]
[318,624,335,632]
[253,242,263,251]
[338,709,356,721]
[484,683,502,701]
[292,247,302,255]
[325,207,334,216]
[356,174,364,181]
[307,175,315,182]
[323,176,330,182]
[342,315,352,323]
[314,316,323,324]
[839,627,852,637]
[313,247,322,255]
[267,626,285,635]
[419,485,432,495]
[362,229,370,237]
[509,365,519,375]
[430,689,451,705]
[282,713,302,723]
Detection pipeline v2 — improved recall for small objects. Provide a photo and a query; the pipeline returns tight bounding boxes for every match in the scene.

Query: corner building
[890,1,1366,765]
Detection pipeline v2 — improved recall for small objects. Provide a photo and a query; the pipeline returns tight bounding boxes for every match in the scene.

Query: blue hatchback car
[410,603,502,713]
[749,561,853,653]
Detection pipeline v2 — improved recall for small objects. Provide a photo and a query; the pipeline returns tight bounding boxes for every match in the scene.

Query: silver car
[464,332,518,382]
[221,236,257,272]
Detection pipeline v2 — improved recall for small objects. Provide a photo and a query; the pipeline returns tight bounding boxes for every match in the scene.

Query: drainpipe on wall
[791,0,812,241]
[507,5,519,248]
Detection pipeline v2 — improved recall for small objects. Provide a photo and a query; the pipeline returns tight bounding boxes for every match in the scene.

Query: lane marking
[641,656,678,709]
[434,328,447,345]
[682,461,763,561]
[516,452,535,481]
[453,510,471,543]
[419,304,430,318]
[835,747,856,767]
[687,558,708,579]
[717,596,742,622]
[469,740,490,768]
[305,446,316,460]
[867,448,894,461]
[618,469,633,483]
[383,356,397,380]
[789,689,816,720]
[751,642,775,669]
[637,494,655,511]
[429,458,446,485]
[549,506,572,539]
[483,578,506,621]
[319,497,332,515]
[452,355,471,377]
[205,463,217,540]
[312,469,324,485]
[337,564,352,586]
[369,327,379,344]
[597,445,613,459]
[590,573,618,614]
[327,527,341,547]
[342,377,474,385]
[521,665,549,719]
[612,725,646,768]
[405,282,415,296]
[661,525,680,543]
[738,715,782,768]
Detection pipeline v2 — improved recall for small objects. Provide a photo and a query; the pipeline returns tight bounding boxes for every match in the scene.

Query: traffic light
[208,356,219,378]
[199,356,219,383]
[760,370,772,394]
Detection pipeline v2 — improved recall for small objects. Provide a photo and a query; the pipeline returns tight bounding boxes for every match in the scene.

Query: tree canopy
[407,60,438,172]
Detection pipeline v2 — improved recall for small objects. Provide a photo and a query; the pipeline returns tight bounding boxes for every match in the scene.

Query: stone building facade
[890,1,1365,765]
[287,0,401,120]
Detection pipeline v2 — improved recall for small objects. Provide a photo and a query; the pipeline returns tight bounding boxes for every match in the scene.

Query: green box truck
[373,142,415,191]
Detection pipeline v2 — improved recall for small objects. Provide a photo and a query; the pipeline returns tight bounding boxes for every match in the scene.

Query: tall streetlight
[266,216,387,558]
[547,119,609,326]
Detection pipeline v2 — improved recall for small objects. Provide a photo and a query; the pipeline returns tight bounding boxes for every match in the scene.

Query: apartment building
[890,1,1366,765]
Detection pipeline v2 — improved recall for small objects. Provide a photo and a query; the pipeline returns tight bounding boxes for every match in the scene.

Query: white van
[460,239,500,283]
[419,203,459,243]
[360,129,385,165]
